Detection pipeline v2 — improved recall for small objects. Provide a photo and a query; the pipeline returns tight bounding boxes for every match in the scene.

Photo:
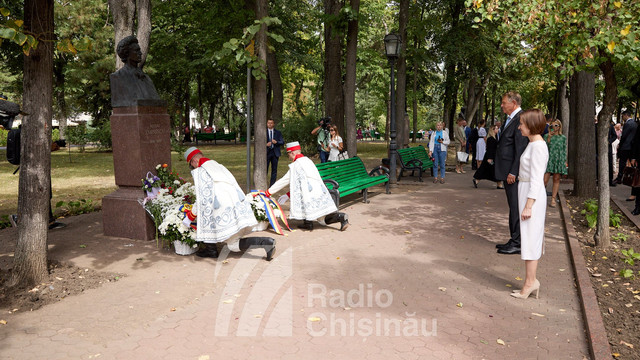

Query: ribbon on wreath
[250,190,291,235]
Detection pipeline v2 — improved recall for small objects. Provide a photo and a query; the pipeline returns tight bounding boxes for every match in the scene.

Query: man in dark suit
[266,119,284,186]
[614,110,637,190]
[495,92,529,255]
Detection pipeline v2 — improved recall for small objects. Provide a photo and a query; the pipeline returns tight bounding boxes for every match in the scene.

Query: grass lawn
[0,141,393,220]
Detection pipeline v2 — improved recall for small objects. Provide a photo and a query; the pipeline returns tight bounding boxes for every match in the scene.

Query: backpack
[6,128,21,165]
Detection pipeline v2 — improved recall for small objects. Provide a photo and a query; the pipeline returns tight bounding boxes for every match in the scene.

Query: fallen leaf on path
[336,257,340,260]
[619,341,634,349]
[480,339,488,345]
[234,294,242,297]
[438,287,446,292]
[634,295,640,301]
[625,303,632,308]
[531,313,545,317]
[602,284,609,287]
[254,314,262,318]
[0,320,6,325]
[559,269,566,272]
[170,308,176,312]
[344,307,352,310]
[559,309,566,312]
[456,302,463,308]
[505,284,512,288]
[222,260,229,264]
[460,235,464,239]
[602,256,608,260]
[515,276,523,281]
[79,245,87,248]
[198,356,210,360]
[609,308,614,314]
[222,300,233,304]
[404,231,411,234]
[308,317,322,322]
[592,273,602,277]
[496,339,505,345]
[55,277,63,281]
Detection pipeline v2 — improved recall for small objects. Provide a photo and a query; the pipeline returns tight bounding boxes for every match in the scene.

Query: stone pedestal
[102,105,171,240]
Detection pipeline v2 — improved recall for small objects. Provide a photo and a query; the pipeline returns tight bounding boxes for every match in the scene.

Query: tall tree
[572,70,597,198]
[253,0,269,189]
[11,0,54,287]
[343,0,359,155]
[395,0,409,148]
[323,0,344,133]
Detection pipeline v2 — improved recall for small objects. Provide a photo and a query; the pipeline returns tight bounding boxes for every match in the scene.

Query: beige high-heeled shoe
[510,279,540,299]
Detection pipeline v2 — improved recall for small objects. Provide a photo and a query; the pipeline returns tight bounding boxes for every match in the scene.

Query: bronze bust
[110,36,164,108]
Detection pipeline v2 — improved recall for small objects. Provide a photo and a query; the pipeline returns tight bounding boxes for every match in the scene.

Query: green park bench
[195,132,237,145]
[316,156,390,206]
[409,131,423,140]
[396,145,433,182]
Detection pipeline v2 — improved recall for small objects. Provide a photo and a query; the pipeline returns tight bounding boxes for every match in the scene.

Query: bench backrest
[316,156,369,184]
[396,146,433,168]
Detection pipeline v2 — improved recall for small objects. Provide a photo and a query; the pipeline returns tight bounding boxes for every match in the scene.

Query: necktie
[269,130,273,148]
[505,116,511,129]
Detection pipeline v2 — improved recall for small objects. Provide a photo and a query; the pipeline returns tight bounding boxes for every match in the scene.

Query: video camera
[0,97,21,130]
[318,116,332,129]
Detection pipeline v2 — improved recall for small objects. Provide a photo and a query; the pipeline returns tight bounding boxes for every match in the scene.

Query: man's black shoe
[609,182,617,187]
[339,214,349,231]
[497,245,521,255]
[48,221,66,230]
[196,244,219,258]
[496,240,512,249]
[632,207,640,216]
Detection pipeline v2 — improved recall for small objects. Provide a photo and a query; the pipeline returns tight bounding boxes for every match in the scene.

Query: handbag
[621,166,640,187]
[337,151,349,161]
[456,151,469,163]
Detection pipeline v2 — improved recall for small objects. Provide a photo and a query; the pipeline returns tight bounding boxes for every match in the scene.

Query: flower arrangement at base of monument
[141,164,196,254]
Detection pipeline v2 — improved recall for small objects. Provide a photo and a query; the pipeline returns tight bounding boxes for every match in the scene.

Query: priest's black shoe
[196,244,219,258]
[496,241,512,249]
[298,220,314,231]
[497,244,521,255]
[632,207,640,216]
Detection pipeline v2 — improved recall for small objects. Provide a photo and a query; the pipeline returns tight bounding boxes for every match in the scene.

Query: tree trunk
[464,72,490,126]
[135,0,151,69]
[294,79,306,117]
[253,0,268,190]
[595,56,617,248]
[11,0,54,288]
[108,0,151,70]
[197,73,203,127]
[568,75,578,178]
[412,57,418,143]
[395,0,409,149]
[108,0,135,70]
[323,0,344,134]
[572,70,597,198]
[266,51,283,122]
[343,0,359,156]
[557,74,570,153]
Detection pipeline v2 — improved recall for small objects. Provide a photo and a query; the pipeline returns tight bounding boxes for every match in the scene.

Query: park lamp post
[384,33,401,186]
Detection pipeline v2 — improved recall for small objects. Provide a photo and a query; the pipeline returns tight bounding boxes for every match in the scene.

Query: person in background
[428,121,450,184]
[266,119,284,186]
[613,123,622,179]
[614,110,637,190]
[454,116,467,174]
[511,109,549,300]
[608,120,618,187]
[475,120,487,170]
[327,125,344,161]
[473,124,501,188]
[543,120,567,207]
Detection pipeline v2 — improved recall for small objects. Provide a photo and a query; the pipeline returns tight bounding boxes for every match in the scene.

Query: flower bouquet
[141,164,196,253]
[247,191,291,234]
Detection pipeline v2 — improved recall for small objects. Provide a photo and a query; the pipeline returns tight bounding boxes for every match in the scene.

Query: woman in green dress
[543,120,567,207]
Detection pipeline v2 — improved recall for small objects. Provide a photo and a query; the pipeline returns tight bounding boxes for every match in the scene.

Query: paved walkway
[0,171,589,359]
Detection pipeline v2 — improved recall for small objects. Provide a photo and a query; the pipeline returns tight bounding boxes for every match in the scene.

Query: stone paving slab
[0,171,589,359]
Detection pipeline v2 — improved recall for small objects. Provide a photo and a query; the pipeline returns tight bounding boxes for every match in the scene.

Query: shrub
[0,129,7,147]
[89,121,112,150]
[580,198,622,228]
[66,123,89,152]
[52,128,60,142]
[280,114,319,156]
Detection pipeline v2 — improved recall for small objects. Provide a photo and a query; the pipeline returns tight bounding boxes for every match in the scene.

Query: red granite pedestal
[102,105,171,240]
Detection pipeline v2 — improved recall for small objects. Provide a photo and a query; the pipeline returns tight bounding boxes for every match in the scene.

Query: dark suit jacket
[267,128,284,158]
[495,110,529,181]
[620,118,637,151]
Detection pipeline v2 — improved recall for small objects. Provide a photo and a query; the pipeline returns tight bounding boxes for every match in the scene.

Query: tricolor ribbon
[250,190,291,235]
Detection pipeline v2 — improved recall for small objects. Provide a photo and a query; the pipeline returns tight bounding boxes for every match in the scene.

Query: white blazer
[429,130,450,153]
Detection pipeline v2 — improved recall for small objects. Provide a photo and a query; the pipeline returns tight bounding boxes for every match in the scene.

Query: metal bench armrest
[405,159,423,168]
[369,166,390,177]
[323,178,340,190]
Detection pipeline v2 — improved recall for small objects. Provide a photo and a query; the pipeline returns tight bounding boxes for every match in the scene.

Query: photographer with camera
[311,117,331,163]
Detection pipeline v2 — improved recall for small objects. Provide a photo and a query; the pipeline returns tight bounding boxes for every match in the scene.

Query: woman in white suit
[511,109,549,300]
[428,121,451,184]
